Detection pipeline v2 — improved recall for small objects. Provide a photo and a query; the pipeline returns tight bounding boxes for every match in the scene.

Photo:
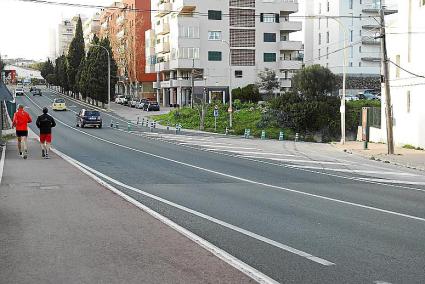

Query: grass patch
[152,105,290,139]
[1,134,16,142]
[402,144,424,150]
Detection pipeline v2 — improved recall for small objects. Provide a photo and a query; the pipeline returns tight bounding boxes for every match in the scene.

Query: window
[359,46,362,53]
[264,53,276,62]
[261,13,279,23]
[264,33,276,42]
[326,47,329,59]
[349,0,353,9]
[318,3,322,14]
[327,1,330,12]
[208,10,222,20]
[208,51,222,61]
[349,62,353,67]
[235,70,243,78]
[319,33,322,45]
[326,32,330,43]
[318,49,321,59]
[208,31,222,40]
[350,30,353,42]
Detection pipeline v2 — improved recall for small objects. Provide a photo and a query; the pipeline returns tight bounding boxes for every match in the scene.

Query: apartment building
[83,13,101,52]
[100,0,156,98]
[145,0,303,107]
[369,0,425,148]
[57,15,87,56]
[304,0,396,77]
[57,19,75,56]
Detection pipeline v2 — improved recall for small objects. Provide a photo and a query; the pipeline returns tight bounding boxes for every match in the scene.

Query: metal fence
[369,107,381,128]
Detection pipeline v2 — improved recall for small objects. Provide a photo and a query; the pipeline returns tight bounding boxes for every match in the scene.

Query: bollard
[127,121,131,131]
[279,131,284,141]
[146,120,150,127]
[149,121,153,132]
[261,130,266,140]
[116,122,120,129]
[295,133,299,142]
[110,120,114,128]
[244,129,251,139]
[225,127,229,135]
[137,116,140,125]
[142,117,145,126]
[153,121,157,129]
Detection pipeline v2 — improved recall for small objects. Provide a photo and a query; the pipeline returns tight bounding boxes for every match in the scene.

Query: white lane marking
[0,146,6,185]
[242,156,349,166]
[179,143,260,150]
[373,281,392,284]
[205,150,297,157]
[25,95,425,222]
[51,148,279,284]
[53,147,335,267]
[289,165,419,177]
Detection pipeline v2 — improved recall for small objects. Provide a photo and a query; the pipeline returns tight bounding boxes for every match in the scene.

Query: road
[17,88,425,283]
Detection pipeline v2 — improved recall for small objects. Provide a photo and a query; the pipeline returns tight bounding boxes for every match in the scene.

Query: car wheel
[98,124,102,129]
[81,123,85,128]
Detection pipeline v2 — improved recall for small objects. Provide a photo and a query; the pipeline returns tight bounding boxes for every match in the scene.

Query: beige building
[83,13,101,51]
[57,15,87,56]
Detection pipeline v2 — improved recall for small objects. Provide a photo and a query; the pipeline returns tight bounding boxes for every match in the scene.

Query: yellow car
[52,98,67,111]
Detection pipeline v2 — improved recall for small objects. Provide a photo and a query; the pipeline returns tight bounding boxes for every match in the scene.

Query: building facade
[100,0,156,98]
[83,13,101,52]
[145,0,303,107]
[370,0,425,148]
[304,0,394,76]
[57,15,87,56]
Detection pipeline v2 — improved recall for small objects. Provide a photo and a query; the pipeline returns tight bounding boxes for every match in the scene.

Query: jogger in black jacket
[36,107,56,159]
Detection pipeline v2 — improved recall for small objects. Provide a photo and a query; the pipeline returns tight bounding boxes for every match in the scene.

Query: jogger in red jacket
[12,104,32,159]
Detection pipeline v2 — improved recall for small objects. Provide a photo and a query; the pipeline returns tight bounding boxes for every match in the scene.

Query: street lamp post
[221,40,233,128]
[90,44,111,110]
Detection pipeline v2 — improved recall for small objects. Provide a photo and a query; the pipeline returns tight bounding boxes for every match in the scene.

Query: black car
[31,88,42,96]
[76,109,102,128]
[144,101,160,111]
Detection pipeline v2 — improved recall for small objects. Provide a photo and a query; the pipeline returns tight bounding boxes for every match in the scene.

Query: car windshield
[85,111,100,116]
[54,99,65,103]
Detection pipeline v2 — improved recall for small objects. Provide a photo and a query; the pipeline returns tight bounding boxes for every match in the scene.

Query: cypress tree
[67,16,85,97]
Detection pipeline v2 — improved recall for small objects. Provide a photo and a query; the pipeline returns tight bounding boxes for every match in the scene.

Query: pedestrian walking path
[333,141,425,172]
[0,139,253,283]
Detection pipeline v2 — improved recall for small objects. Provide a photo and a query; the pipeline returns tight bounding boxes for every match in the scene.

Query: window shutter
[260,13,264,22]
[275,14,280,23]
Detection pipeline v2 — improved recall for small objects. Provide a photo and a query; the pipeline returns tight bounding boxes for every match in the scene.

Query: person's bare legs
[21,136,28,159]
[17,137,22,155]
[45,142,51,158]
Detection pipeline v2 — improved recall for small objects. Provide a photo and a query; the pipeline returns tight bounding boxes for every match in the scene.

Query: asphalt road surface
[17,88,425,283]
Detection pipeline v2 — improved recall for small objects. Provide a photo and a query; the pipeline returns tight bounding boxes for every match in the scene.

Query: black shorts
[16,130,28,137]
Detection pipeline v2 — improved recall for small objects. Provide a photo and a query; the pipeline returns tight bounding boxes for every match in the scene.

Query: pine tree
[41,59,54,81]
[67,16,85,97]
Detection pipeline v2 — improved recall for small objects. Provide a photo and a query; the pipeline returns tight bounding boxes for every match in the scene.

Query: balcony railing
[157,1,172,17]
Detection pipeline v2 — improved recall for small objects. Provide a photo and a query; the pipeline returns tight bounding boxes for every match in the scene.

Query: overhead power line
[388,60,425,79]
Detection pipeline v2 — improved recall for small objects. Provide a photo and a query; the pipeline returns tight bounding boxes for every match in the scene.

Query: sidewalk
[0,139,253,283]
[333,141,425,171]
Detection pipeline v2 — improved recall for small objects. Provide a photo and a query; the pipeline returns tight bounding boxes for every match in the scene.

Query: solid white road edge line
[50,147,280,284]
[0,145,6,185]
[25,95,425,222]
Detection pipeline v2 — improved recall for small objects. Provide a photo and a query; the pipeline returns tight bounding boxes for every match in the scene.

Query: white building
[304,0,395,76]
[83,13,101,52]
[145,0,303,107]
[57,15,87,56]
[370,0,425,148]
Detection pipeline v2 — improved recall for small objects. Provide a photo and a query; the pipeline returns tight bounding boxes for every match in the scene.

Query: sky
[0,0,112,61]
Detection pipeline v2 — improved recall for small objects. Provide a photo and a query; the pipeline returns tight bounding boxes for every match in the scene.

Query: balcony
[155,61,170,72]
[146,64,156,74]
[169,58,201,69]
[156,22,170,35]
[170,78,192,88]
[279,40,303,51]
[173,0,197,14]
[362,24,380,30]
[116,29,125,40]
[279,21,302,32]
[280,0,299,13]
[362,36,380,45]
[116,16,125,26]
[155,41,170,54]
[279,59,302,70]
[157,1,172,17]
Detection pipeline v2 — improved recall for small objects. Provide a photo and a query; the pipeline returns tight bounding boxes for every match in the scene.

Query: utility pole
[191,58,194,108]
[380,6,395,154]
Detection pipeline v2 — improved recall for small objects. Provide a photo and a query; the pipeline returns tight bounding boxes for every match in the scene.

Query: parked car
[359,89,381,100]
[122,96,131,106]
[31,88,42,96]
[114,95,125,104]
[144,101,160,111]
[344,94,359,101]
[136,99,148,109]
[52,98,66,111]
[14,88,25,96]
[129,98,138,108]
[76,109,102,128]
